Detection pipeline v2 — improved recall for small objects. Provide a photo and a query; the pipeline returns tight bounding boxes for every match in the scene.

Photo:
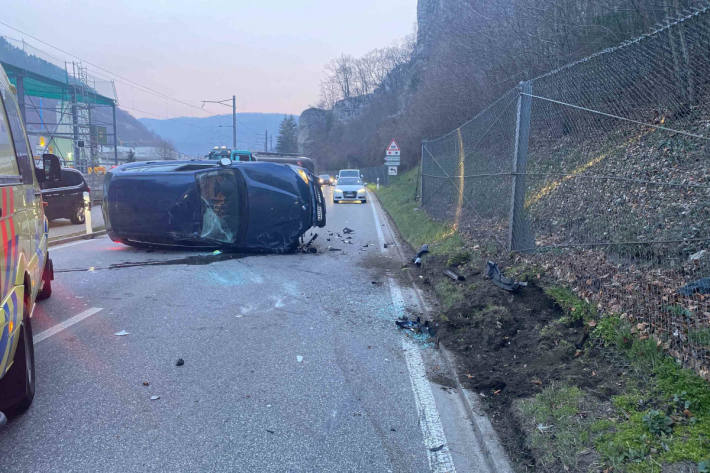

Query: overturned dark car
[103,159,326,252]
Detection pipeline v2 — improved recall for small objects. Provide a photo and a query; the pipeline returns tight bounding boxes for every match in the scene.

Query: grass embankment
[373,169,710,473]
[370,168,464,256]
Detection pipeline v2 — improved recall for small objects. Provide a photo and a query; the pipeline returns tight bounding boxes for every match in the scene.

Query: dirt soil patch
[417,254,627,472]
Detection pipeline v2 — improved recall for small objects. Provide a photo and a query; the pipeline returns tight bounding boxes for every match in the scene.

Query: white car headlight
[357,188,366,194]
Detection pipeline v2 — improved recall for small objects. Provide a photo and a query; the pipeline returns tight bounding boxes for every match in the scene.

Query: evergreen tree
[276,115,298,153]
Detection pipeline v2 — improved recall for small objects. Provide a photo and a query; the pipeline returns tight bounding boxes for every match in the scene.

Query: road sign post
[384,139,401,186]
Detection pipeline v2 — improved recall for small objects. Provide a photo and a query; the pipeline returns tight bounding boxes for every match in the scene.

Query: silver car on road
[333,177,367,203]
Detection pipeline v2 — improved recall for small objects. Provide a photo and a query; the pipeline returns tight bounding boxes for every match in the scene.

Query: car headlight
[334,189,343,195]
[357,188,366,194]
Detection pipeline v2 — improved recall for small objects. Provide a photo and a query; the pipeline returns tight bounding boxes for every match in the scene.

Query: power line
[0,20,209,115]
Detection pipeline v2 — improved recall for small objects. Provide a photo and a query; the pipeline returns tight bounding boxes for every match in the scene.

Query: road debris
[0,411,6,426]
[414,257,422,267]
[328,247,342,252]
[485,261,527,292]
[343,227,354,234]
[429,444,445,452]
[142,381,150,386]
[678,277,710,296]
[212,250,222,256]
[150,395,160,401]
[266,429,275,434]
[395,316,437,337]
[296,355,304,363]
[114,330,130,336]
[443,269,465,281]
[176,358,185,367]
[301,233,318,252]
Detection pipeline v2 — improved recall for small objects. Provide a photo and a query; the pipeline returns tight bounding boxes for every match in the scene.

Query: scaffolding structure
[0,37,118,171]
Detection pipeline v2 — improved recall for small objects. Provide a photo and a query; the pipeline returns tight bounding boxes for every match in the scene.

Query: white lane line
[50,239,95,251]
[389,279,456,473]
[34,307,103,344]
[368,198,387,254]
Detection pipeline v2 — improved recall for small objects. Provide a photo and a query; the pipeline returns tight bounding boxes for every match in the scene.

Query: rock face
[297,107,328,155]
[297,0,445,166]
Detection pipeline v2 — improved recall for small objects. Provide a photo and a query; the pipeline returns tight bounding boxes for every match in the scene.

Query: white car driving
[333,177,366,204]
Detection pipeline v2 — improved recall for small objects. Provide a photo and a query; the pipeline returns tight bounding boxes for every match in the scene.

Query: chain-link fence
[420,5,710,378]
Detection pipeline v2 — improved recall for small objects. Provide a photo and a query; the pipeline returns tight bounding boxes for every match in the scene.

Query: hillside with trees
[300,0,705,171]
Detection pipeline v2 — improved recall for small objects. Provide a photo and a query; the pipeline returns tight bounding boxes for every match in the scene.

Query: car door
[0,82,25,379]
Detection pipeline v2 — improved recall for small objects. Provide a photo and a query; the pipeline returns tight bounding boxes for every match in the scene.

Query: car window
[197,169,241,244]
[0,86,34,185]
[0,96,20,179]
[338,177,360,185]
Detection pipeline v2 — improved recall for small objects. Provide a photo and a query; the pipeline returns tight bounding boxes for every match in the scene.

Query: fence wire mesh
[421,5,710,378]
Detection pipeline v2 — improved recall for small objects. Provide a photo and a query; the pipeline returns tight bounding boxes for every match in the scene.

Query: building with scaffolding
[0,37,118,172]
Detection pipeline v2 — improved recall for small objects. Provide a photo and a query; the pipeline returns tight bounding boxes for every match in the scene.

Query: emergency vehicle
[0,65,54,413]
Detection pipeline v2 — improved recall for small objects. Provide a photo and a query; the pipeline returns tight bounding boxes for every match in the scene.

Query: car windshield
[339,170,359,177]
[337,177,360,186]
[318,175,329,179]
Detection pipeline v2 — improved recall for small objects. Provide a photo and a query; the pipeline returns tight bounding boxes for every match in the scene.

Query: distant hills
[140,113,293,157]
[0,36,168,148]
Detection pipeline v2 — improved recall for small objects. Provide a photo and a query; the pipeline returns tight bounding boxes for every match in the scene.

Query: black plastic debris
[429,444,445,452]
[175,358,185,366]
[328,247,342,252]
[266,429,275,434]
[443,269,465,282]
[412,244,429,266]
[678,277,710,296]
[486,261,527,292]
[383,243,388,249]
[395,316,437,337]
[0,411,6,426]
[343,227,355,234]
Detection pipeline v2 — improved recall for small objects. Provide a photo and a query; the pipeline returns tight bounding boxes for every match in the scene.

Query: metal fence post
[508,81,533,251]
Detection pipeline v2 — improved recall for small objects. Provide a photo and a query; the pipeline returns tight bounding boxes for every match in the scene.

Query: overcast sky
[1,0,416,119]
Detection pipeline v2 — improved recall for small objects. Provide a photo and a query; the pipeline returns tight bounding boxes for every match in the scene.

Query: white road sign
[388,166,398,176]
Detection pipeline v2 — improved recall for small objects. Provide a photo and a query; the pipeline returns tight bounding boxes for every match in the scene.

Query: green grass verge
[373,167,464,255]
[539,287,710,472]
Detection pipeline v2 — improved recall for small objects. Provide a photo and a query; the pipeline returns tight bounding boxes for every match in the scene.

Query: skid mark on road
[34,307,103,344]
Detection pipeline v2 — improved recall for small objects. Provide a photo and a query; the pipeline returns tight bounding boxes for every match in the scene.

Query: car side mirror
[41,154,62,183]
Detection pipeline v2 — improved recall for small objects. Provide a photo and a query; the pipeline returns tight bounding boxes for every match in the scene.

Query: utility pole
[202,96,237,149]
[270,136,273,152]
[264,129,268,152]
[232,95,236,149]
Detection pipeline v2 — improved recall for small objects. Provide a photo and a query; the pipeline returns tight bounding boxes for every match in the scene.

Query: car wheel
[37,259,53,300]
[70,204,85,225]
[360,199,367,204]
[0,293,35,413]
[333,199,339,204]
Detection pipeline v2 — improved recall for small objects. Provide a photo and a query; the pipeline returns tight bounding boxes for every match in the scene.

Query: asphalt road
[0,187,509,473]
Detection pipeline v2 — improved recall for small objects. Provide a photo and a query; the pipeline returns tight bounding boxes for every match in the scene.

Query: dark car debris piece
[395,316,437,338]
[175,358,185,367]
[678,277,710,296]
[412,244,429,263]
[103,160,326,252]
[343,227,355,234]
[486,261,528,292]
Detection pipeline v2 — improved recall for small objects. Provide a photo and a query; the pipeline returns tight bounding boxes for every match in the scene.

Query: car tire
[360,199,367,204]
[70,204,85,225]
[37,259,53,300]
[0,294,35,413]
[333,200,339,204]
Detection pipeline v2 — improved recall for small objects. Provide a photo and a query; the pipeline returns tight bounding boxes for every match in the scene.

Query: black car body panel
[38,167,89,221]
[103,160,325,251]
